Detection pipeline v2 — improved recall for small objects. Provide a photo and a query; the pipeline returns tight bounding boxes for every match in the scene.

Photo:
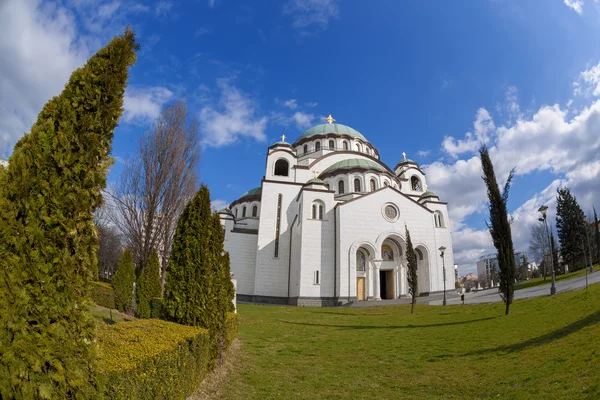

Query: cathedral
[218,116,455,306]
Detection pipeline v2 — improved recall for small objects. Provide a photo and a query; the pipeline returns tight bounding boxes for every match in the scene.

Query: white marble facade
[218,117,455,306]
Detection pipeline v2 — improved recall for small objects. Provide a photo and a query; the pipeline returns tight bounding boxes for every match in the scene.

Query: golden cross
[281,134,286,142]
[313,169,319,179]
[402,151,407,160]
[324,114,336,124]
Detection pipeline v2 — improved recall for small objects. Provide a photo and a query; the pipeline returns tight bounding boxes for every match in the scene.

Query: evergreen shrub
[224,312,239,349]
[91,282,115,309]
[112,249,136,313]
[98,319,210,399]
[150,298,164,319]
[136,249,162,318]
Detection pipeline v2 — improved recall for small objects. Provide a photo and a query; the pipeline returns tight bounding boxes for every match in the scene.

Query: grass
[515,264,600,290]
[214,283,600,400]
[91,304,135,325]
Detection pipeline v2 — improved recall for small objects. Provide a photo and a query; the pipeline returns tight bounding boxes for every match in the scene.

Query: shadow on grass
[315,312,392,317]
[279,316,499,330]
[430,310,600,361]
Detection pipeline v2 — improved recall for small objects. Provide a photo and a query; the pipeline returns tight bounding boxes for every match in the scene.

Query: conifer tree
[479,145,516,315]
[137,249,162,318]
[112,248,136,313]
[0,29,138,398]
[556,188,587,270]
[594,207,599,264]
[550,227,559,273]
[405,225,418,314]
[222,252,236,312]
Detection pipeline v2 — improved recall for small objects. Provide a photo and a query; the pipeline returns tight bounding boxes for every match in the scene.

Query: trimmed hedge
[224,312,239,349]
[150,297,164,319]
[91,281,115,309]
[98,319,210,399]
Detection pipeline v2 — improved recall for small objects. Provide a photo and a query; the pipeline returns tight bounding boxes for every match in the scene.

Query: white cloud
[291,112,314,129]
[573,61,600,97]
[564,0,584,14]
[199,79,268,147]
[305,101,318,108]
[417,150,430,157]
[284,99,298,109]
[211,199,228,211]
[123,86,174,123]
[442,108,495,158]
[283,0,340,34]
[154,0,173,16]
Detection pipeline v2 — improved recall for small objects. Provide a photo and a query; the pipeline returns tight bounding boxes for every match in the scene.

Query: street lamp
[538,205,556,295]
[439,246,447,306]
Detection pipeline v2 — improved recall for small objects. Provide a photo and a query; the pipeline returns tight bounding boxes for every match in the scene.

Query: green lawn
[215,284,600,399]
[515,264,600,290]
[91,304,135,325]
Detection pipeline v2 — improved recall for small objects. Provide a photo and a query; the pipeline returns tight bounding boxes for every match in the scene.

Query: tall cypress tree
[136,249,162,318]
[556,188,587,270]
[594,207,599,265]
[112,248,136,313]
[405,225,418,314]
[479,145,516,315]
[222,252,236,312]
[0,29,138,398]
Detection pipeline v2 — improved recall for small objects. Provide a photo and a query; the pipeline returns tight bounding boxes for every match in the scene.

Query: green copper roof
[239,187,262,198]
[294,123,367,144]
[420,190,439,199]
[320,158,387,177]
[218,208,233,215]
[398,159,417,165]
[306,178,326,185]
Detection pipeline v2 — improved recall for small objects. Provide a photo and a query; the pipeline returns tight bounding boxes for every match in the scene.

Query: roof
[305,178,326,185]
[294,123,367,145]
[218,208,233,215]
[419,190,439,199]
[319,158,387,178]
[230,187,262,208]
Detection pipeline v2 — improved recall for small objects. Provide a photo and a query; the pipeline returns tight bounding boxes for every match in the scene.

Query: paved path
[349,270,600,308]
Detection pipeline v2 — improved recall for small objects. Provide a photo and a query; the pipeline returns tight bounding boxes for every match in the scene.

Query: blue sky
[1,0,600,274]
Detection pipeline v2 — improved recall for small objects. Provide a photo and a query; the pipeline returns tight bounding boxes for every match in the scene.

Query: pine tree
[556,188,587,270]
[405,225,418,314]
[222,252,236,312]
[0,29,138,398]
[594,207,599,265]
[112,249,136,313]
[137,249,162,318]
[479,145,516,315]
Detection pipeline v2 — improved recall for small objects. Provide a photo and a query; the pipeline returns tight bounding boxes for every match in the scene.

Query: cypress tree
[136,249,162,318]
[112,248,136,313]
[0,29,138,398]
[479,145,516,315]
[222,252,236,312]
[556,188,587,270]
[405,225,418,314]
[594,207,599,265]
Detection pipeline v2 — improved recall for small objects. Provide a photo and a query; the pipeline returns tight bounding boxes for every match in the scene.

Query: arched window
[303,144,308,154]
[434,211,444,228]
[356,251,366,271]
[411,176,422,191]
[329,140,335,150]
[343,141,349,150]
[338,180,345,194]
[274,159,289,176]
[234,208,238,218]
[384,180,389,186]
[242,206,246,218]
[366,147,371,155]
[312,201,324,220]
[370,179,376,192]
[252,205,258,217]
[415,248,424,261]
[315,142,321,152]
[382,245,394,261]
[354,178,361,193]
[356,143,362,152]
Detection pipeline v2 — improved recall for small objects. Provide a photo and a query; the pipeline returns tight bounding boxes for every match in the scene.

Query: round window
[385,205,397,219]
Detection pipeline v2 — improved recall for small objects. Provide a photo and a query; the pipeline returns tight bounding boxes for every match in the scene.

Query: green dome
[239,187,261,199]
[294,123,367,144]
[420,190,439,199]
[218,208,233,215]
[320,158,387,177]
[398,159,417,165]
[305,178,326,185]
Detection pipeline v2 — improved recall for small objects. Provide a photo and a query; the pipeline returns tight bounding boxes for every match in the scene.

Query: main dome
[319,158,387,178]
[294,123,367,145]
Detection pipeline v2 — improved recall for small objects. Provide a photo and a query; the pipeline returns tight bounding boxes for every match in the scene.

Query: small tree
[0,29,138,398]
[479,145,516,315]
[556,188,587,270]
[137,249,162,318]
[222,252,236,312]
[112,249,136,313]
[594,207,599,264]
[405,225,418,314]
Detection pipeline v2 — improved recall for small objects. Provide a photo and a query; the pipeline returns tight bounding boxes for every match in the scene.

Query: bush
[150,297,164,319]
[0,28,138,398]
[113,249,136,313]
[224,312,239,349]
[98,319,210,399]
[91,281,115,309]
[136,249,162,318]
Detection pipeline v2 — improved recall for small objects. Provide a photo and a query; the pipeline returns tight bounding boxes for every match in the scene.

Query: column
[373,260,381,300]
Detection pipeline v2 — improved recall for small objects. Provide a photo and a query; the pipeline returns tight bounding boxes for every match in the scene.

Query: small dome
[398,158,417,165]
[294,123,367,145]
[420,190,439,200]
[239,187,262,199]
[218,208,233,215]
[305,178,326,185]
[319,158,387,178]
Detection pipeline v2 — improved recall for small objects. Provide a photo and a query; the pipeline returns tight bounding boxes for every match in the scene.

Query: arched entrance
[379,238,403,299]
[355,246,374,301]
[415,246,431,296]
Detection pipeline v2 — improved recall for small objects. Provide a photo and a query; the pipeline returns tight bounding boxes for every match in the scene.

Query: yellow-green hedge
[92,281,115,309]
[224,312,239,349]
[98,319,210,399]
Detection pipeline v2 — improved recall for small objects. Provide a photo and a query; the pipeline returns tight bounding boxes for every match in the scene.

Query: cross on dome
[280,134,286,142]
[324,114,336,124]
[402,152,407,160]
[313,169,320,178]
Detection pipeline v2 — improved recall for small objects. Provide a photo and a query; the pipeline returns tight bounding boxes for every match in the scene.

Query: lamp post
[439,246,447,306]
[538,205,556,295]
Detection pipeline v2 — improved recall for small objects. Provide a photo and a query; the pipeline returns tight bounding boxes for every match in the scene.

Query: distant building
[477,251,528,288]
[0,158,8,168]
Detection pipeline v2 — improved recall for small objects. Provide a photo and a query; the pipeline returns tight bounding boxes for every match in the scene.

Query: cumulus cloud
[573,61,600,97]
[199,79,268,147]
[283,0,340,34]
[291,112,314,129]
[564,0,584,14]
[284,99,298,109]
[123,86,174,123]
[442,108,495,158]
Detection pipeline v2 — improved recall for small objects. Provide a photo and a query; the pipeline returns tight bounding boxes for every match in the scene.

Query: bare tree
[111,100,200,288]
[529,223,548,280]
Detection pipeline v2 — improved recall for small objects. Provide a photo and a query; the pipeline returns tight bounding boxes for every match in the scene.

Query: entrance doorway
[356,277,365,300]
[379,270,394,299]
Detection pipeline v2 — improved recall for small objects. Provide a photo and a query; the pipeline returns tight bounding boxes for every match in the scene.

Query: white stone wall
[221,217,258,296]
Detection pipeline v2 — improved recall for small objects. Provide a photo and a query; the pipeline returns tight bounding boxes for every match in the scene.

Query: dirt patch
[187,339,243,400]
